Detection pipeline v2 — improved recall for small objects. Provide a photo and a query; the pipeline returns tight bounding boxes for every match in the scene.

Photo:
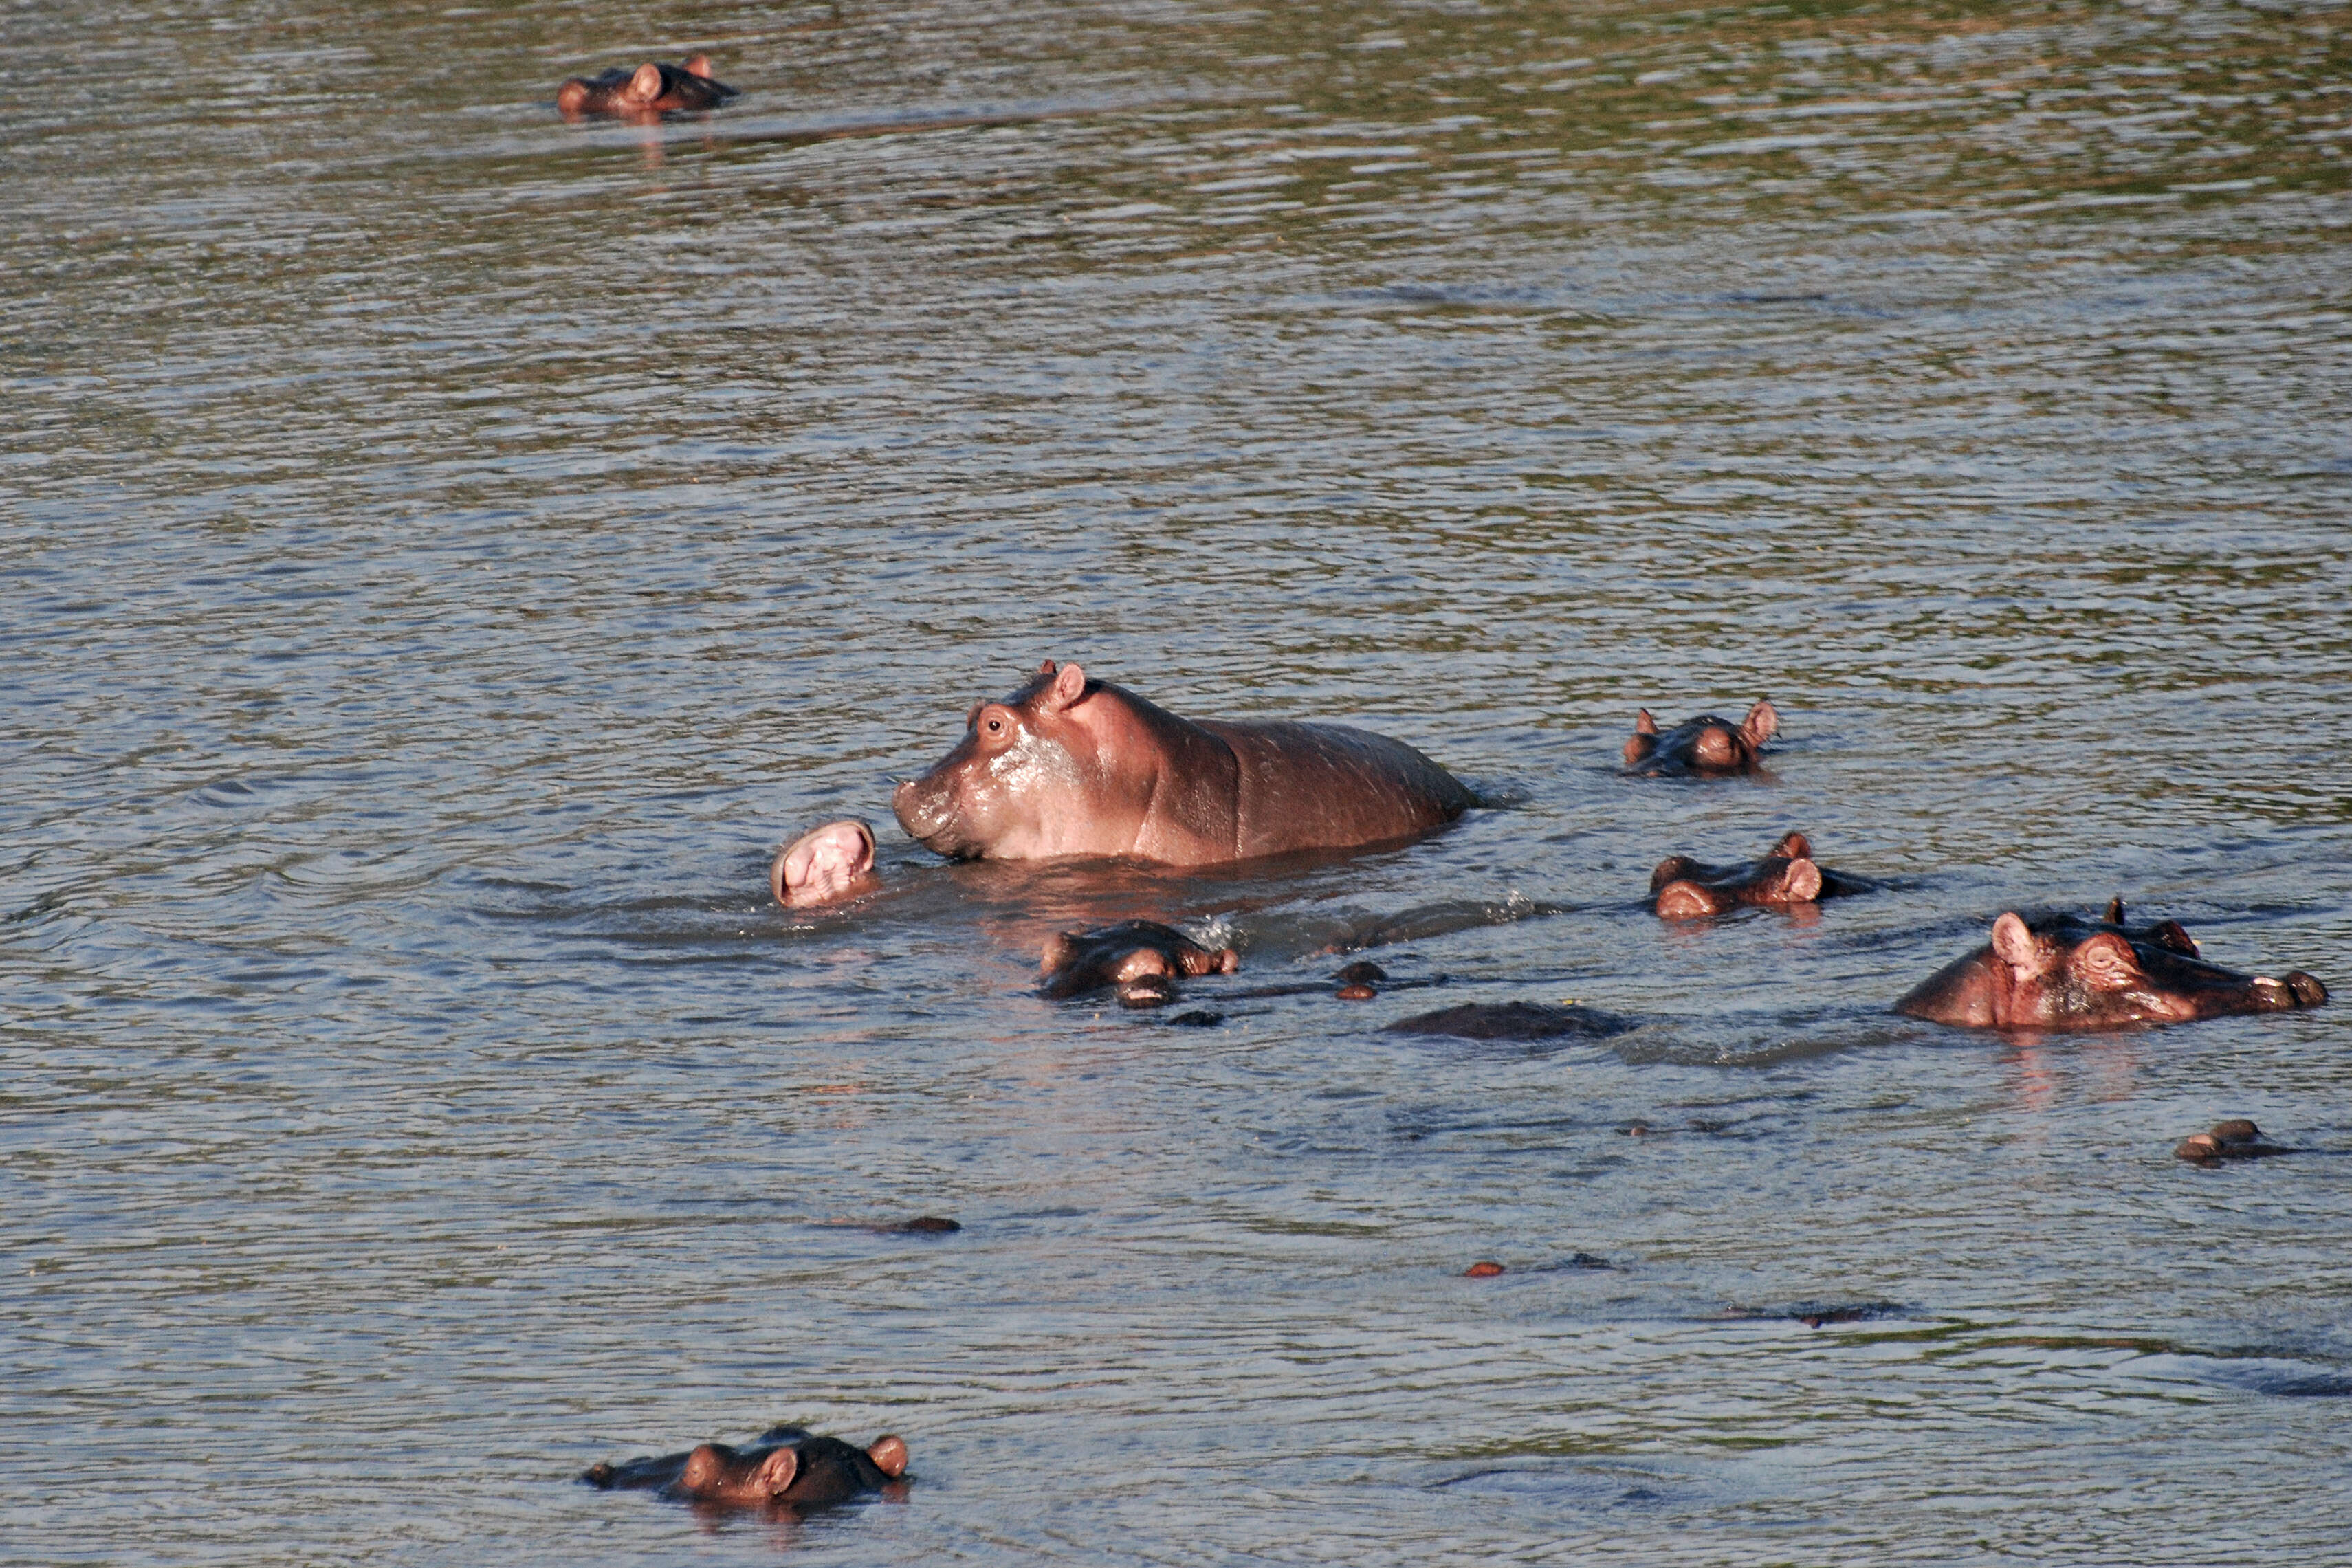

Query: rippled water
[7,0,2351,1560]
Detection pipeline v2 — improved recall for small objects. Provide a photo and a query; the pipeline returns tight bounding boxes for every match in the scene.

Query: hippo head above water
[556,57,737,120]
[1623,700,1778,776]
[1040,919,1238,1006]
[1896,901,2326,1031]
[892,661,1471,866]
[584,1428,908,1512]
[1649,830,1870,918]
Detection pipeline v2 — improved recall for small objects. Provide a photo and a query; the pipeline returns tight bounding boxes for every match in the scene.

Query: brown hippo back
[1203,718,1472,860]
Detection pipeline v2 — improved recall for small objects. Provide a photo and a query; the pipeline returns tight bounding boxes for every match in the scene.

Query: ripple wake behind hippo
[1897,900,2326,1030]
[893,661,1474,867]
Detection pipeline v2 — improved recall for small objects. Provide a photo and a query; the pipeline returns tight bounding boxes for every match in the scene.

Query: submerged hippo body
[584,1428,906,1511]
[1650,831,1869,918]
[894,661,1473,867]
[1897,901,2327,1031]
[557,56,737,120]
[1624,700,1778,776]
[1041,919,1238,1006]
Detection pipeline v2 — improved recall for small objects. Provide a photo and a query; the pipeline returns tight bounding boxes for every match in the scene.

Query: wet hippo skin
[556,56,738,120]
[894,661,1473,866]
[2175,1118,2292,1162]
[1040,918,1238,1006]
[1649,830,1869,918]
[1387,1001,1636,1041]
[1623,699,1778,776]
[771,819,881,907]
[1897,901,2326,1030]
[583,1428,908,1511]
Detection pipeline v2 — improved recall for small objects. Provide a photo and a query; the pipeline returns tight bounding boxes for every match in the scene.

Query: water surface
[6,1,2351,1561]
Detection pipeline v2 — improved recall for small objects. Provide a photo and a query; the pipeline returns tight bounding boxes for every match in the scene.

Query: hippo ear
[1037,659,1057,675]
[1041,931,1078,972]
[627,61,663,102]
[2103,896,2126,925]
[1741,699,1778,749]
[1774,831,1812,861]
[1634,709,1658,737]
[1041,661,1086,711]
[1990,912,2044,975]
[754,1447,798,1498]
[684,54,714,78]
[2071,931,2142,991]
[1783,857,1823,903]
[867,1435,909,1479]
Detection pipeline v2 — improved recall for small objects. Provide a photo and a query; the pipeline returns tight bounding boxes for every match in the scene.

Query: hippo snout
[892,776,959,853]
[2252,971,2327,1011]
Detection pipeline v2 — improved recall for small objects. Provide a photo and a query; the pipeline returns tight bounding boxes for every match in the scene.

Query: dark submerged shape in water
[1623,699,1778,776]
[1896,899,2326,1030]
[1040,918,1237,1007]
[1649,830,1870,918]
[583,1427,908,1510]
[556,56,738,120]
[2175,1119,2292,1163]
[1387,1001,1636,1041]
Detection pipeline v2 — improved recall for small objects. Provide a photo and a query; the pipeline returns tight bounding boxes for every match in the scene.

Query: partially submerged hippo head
[1040,918,1237,1006]
[1650,830,1868,918]
[584,1429,908,1512]
[1623,700,1777,776]
[2175,1118,2290,1163]
[771,819,879,907]
[1897,901,2327,1030]
[557,56,738,120]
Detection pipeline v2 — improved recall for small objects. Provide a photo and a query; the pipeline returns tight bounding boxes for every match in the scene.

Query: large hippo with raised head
[892,661,1473,865]
[1897,900,2325,1030]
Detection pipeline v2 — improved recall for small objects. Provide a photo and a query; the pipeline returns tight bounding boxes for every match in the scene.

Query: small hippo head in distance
[1623,700,1778,776]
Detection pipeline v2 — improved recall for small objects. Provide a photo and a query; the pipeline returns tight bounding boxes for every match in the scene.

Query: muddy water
[6,0,2351,1560]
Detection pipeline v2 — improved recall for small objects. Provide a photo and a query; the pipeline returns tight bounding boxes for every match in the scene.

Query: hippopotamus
[771,820,881,907]
[557,56,738,120]
[893,661,1473,866]
[1623,699,1778,775]
[2175,1118,2291,1163]
[1649,831,1869,918]
[1896,901,2327,1030]
[1387,1000,1636,1042]
[1040,919,1238,1006]
[583,1427,906,1511]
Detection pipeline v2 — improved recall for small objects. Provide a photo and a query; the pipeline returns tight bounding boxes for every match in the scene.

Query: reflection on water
[4,0,2350,1563]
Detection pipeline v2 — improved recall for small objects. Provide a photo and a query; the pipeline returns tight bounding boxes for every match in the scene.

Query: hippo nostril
[2287,971,2327,1008]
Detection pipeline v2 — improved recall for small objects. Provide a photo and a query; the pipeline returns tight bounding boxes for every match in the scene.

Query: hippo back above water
[892,661,1473,867]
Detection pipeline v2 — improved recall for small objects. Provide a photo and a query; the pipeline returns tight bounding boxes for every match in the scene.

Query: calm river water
[6,1,2351,1562]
